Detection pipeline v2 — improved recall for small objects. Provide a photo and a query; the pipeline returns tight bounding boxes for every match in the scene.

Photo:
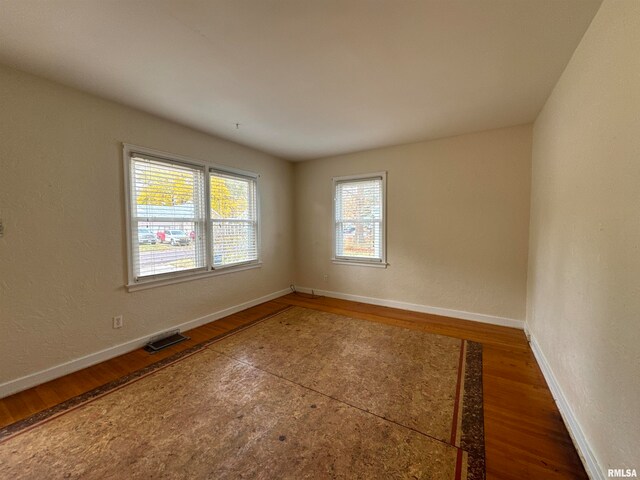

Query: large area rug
[0,306,485,479]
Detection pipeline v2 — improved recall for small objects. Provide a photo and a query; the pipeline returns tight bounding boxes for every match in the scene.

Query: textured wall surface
[528,0,640,471]
[294,125,532,321]
[0,65,295,384]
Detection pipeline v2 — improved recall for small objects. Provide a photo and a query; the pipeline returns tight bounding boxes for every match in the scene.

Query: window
[210,170,258,268]
[124,144,260,289]
[333,172,387,266]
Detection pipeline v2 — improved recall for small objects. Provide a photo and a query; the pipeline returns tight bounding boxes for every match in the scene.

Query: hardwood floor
[0,293,587,479]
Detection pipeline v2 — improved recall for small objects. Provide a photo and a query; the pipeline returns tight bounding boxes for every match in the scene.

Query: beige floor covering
[0,306,484,479]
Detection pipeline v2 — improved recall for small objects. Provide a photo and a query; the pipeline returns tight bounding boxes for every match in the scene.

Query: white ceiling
[0,0,601,160]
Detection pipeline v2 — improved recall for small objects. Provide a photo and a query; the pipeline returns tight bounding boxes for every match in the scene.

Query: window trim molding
[332,171,388,268]
[126,262,263,292]
[122,143,261,291]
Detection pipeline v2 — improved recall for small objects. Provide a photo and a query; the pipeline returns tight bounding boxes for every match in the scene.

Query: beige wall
[528,0,640,472]
[294,125,532,321]
[0,65,295,386]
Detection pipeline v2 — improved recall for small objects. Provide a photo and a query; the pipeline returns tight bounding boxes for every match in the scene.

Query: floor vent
[144,332,189,353]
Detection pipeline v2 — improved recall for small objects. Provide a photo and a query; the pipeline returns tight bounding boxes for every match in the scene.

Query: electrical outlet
[113,315,123,329]
[323,274,329,282]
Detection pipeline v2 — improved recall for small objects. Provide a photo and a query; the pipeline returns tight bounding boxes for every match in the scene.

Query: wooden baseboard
[525,323,605,480]
[294,286,524,329]
[0,288,291,399]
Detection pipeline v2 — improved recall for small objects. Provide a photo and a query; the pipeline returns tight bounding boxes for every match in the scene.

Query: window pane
[336,221,381,259]
[132,157,204,220]
[335,179,382,222]
[210,173,255,220]
[130,156,206,279]
[335,177,384,261]
[133,221,205,277]
[212,222,257,267]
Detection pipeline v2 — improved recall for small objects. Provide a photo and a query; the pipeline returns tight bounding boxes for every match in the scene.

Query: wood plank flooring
[0,293,587,479]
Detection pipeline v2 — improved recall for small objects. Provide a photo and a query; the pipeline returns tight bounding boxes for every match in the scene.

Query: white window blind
[129,155,207,280]
[334,174,386,263]
[210,170,258,268]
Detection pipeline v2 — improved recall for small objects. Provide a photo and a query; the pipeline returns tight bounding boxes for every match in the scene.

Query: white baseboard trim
[0,288,291,399]
[294,286,524,329]
[525,323,604,480]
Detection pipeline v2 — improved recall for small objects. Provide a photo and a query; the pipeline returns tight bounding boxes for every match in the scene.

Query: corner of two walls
[292,124,533,325]
[526,0,640,475]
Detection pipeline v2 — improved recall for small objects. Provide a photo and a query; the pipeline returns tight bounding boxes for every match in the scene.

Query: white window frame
[123,143,261,291]
[332,172,387,268]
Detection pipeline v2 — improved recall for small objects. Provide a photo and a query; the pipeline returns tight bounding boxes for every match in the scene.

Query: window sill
[332,259,388,269]
[127,262,262,292]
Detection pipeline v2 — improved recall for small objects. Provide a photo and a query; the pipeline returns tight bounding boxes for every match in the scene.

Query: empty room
[0,0,638,479]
